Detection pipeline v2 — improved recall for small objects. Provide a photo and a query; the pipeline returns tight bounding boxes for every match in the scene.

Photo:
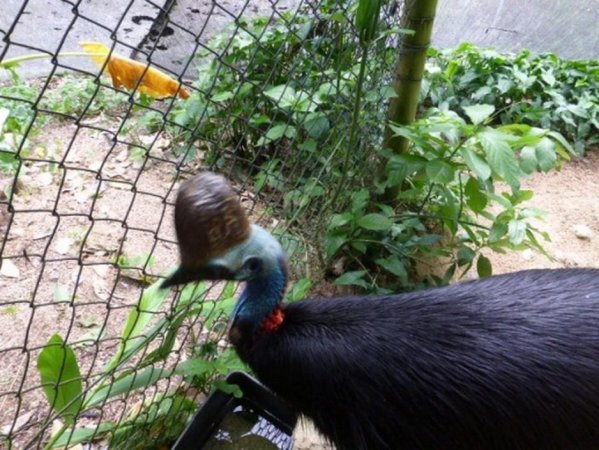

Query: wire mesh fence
[0,0,406,448]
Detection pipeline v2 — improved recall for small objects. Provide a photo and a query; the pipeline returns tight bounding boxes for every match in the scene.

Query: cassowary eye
[244,257,262,273]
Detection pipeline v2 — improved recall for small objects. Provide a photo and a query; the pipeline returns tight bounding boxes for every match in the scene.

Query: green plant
[168,3,584,296]
[36,277,246,449]
[169,0,401,225]
[114,252,158,284]
[422,43,599,154]
[1,305,19,315]
[0,80,40,174]
[0,68,161,179]
[37,76,127,117]
[327,106,570,292]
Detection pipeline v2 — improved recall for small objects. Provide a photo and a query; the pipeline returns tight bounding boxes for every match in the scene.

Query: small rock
[139,134,156,147]
[92,264,110,277]
[89,160,102,171]
[93,280,110,300]
[74,190,93,204]
[1,410,34,435]
[573,224,593,240]
[54,237,74,254]
[0,259,20,278]
[37,172,54,187]
[9,227,24,238]
[520,249,533,261]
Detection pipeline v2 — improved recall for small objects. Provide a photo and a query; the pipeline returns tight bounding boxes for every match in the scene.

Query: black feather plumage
[240,268,599,450]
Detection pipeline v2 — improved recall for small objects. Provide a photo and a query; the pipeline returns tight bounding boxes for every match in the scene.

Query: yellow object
[80,42,190,99]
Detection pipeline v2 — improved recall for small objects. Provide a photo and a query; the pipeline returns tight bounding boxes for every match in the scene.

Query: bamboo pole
[384,0,438,154]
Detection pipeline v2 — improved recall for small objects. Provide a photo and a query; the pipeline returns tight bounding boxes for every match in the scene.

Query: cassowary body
[235,268,599,450]
[164,173,599,450]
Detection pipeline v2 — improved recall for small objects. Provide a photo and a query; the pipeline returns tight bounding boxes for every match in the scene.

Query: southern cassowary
[163,172,599,450]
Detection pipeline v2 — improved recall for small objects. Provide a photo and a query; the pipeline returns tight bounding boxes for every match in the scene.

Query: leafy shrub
[0,82,40,174]
[327,106,570,292]
[169,1,398,224]
[171,9,583,292]
[38,75,130,118]
[422,43,599,154]
[36,271,315,448]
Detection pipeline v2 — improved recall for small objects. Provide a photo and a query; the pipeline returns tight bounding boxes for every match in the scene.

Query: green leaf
[547,131,574,155]
[508,219,527,245]
[375,256,408,284]
[142,313,187,365]
[489,221,508,243]
[541,71,556,86]
[520,207,545,219]
[463,104,495,125]
[480,129,522,189]
[174,358,219,377]
[526,229,551,258]
[52,423,116,448]
[457,247,476,266]
[477,255,493,278]
[388,123,416,141]
[213,380,243,398]
[264,85,297,108]
[425,159,455,184]
[414,234,443,246]
[106,280,170,372]
[303,113,330,139]
[351,240,368,254]
[461,148,491,181]
[211,91,234,102]
[487,192,513,209]
[249,114,270,126]
[87,367,172,408]
[37,334,83,425]
[257,124,295,146]
[464,177,488,213]
[351,189,370,214]
[287,278,313,302]
[511,189,534,205]
[324,233,347,257]
[356,213,393,231]
[329,212,353,229]
[535,137,557,172]
[519,146,537,174]
[335,270,369,289]
[356,0,382,43]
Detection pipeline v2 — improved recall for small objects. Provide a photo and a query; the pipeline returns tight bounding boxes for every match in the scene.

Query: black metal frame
[172,371,298,450]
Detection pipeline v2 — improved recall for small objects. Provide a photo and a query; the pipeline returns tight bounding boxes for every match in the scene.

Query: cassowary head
[162,172,286,289]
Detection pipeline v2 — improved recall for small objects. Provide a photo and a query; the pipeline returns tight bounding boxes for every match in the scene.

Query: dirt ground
[1,122,598,448]
[0,120,182,448]
[484,149,599,274]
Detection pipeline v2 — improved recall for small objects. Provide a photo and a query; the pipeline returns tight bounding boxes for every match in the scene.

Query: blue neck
[232,260,287,332]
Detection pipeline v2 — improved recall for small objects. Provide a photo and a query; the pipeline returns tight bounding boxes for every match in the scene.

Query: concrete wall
[2,0,596,82]
[432,0,598,59]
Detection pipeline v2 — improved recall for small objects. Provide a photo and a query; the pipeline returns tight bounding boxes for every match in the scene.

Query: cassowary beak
[161,263,236,288]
